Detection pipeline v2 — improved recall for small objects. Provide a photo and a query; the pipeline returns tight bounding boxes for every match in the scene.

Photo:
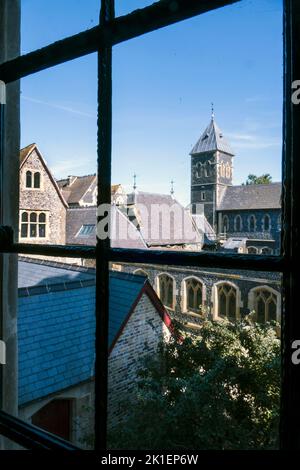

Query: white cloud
[21,95,96,118]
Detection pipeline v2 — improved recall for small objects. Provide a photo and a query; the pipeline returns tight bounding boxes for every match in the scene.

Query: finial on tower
[133,173,137,191]
[211,102,215,121]
[170,179,174,196]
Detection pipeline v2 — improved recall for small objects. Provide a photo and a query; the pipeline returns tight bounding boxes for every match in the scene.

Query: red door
[31,399,72,441]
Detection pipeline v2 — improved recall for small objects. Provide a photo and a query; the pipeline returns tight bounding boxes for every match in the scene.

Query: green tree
[243,173,273,185]
[109,320,280,450]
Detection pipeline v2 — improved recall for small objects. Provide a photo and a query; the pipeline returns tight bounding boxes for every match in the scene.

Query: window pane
[18,256,96,449]
[112,0,282,257]
[21,0,100,54]
[26,170,32,188]
[21,223,28,238]
[21,212,28,222]
[34,172,40,188]
[108,263,281,450]
[20,55,97,247]
[30,224,37,237]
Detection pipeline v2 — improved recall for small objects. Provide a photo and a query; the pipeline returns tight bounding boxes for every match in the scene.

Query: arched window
[223,215,229,233]
[225,164,231,179]
[248,215,256,232]
[261,246,273,255]
[34,172,41,188]
[217,283,237,321]
[185,278,203,314]
[26,170,32,188]
[253,289,278,323]
[234,215,242,232]
[133,269,148,278]
[20,212,28,238]
[38,212,46,238]
[158,274,174,309]
[263,214,271,231]
[247,246,258,254]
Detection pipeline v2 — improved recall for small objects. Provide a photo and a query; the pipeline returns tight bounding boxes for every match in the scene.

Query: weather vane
[133,173,137,191]
[171,179,174,196]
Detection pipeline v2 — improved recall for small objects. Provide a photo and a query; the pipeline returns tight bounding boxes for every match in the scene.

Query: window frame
[0,0,298,452]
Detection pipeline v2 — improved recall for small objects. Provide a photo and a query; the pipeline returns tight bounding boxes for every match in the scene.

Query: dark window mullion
[281,0,300,450]
[95,0,114,452]
[0,0,241,85]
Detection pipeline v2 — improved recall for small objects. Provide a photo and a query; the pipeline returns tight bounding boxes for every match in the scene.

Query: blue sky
[21,0,283,205]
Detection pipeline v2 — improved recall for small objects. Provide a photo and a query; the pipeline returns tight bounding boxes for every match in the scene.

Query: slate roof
[66,205,147,249]
[18,257,94,288]
[57,174,96,205]
[190,118,234,156]
[127,191,202,247]
[217,182,281,211]
[18,259,168,405]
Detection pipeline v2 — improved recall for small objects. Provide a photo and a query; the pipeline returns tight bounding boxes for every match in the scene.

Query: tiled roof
[190,118,234,156]
[217,183,281,211]
[57,175,96,205]
[18,260,161,405]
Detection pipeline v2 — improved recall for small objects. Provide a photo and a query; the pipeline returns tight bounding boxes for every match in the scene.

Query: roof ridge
[18,255,96,274]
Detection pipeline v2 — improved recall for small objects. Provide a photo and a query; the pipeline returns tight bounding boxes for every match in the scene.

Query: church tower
[190,110,234,230]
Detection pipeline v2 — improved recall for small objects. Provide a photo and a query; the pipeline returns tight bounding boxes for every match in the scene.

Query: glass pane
[21,0,100,54]
[20,55,97,249]
[18,255,96,449]
[108,262,281,450]
[112,0,283,256]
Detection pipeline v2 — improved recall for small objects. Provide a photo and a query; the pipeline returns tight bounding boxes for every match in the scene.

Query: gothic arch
[133,268,149,277]
[248,285,281,323]
[262,213,271,231]
[248,214,256,232]
[212,280,241,321]
[181,276,206,315]
[222,215,229,233]
[155,273,176,310]
[234,214,242,232]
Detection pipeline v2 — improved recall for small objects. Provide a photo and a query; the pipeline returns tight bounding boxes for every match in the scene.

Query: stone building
[190,114,281,255]
[18,257,171,446]
[19,143,67,245]
[18,113,282,330]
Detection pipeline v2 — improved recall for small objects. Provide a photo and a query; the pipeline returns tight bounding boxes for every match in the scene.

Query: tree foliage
[109,320,280,450]
[243,173,273,185]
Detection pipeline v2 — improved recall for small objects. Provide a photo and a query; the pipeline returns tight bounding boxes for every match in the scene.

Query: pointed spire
[133,173,137,191]
[170,179,174,196]
[211,102,214,121]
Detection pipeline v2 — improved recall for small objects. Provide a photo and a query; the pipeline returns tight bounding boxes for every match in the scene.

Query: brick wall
[108,292,170,427]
